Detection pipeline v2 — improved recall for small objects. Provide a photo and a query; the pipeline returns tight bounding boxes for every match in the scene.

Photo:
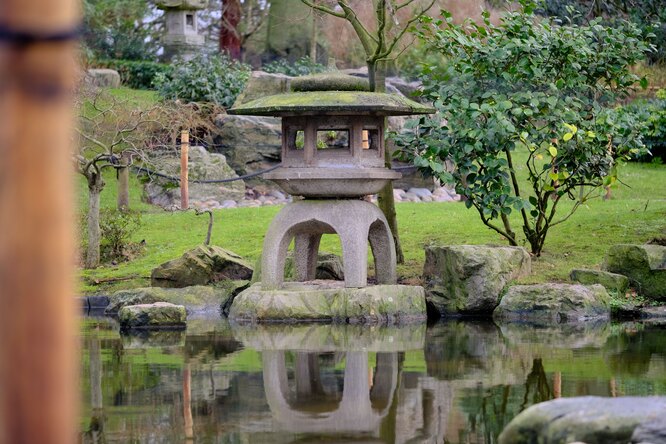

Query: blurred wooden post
[0,0,79,443]
[553,371,562,398]
[180,130,189,210]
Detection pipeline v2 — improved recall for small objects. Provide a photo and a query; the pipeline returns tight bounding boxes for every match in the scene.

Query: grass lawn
[77,86,666,295]
[78,159,665,295]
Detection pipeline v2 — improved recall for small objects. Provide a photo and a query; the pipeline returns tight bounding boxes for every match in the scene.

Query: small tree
[301,0,436,263]
[395,1,651,255]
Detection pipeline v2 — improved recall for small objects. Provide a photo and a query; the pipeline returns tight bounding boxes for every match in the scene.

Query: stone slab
[228,281,426,324]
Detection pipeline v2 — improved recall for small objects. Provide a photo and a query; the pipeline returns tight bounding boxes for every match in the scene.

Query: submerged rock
[498,396,666,444]
[569,268,629,294]
[422,245,531,316]
[151,245,253,288]
[119,302,187,330]
[605,244,666,300]
[494,283,610,324]
[106,284,239,315]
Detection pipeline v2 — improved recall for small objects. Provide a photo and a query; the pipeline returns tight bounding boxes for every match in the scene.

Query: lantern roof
[228,73,434,117]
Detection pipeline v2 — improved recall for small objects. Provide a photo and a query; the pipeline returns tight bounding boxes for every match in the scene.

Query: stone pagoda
[156,0,207,61]
[228,74,433,323]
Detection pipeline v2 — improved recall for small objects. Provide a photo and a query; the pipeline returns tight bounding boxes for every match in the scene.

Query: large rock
[85,68,121,88]
[234,71,291,105]
[251,251,344,284]
[569,268,629,294]
[151,245,253,288]
[422,245,531,316]
[119,302,187,330]
[145,145,245,208]
[498,396,666,444]
[105,284,238,315]
[494,284,611,324]
[211,113,282,176]
[605,244,666,300]
[229,281,426,324]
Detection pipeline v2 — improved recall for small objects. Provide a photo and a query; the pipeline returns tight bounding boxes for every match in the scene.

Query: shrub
[262,57,328,77]
[99,208,143,262]
[154,53,251,108]
[615,91,666,163]
[92,59,173,90]
[535,0,666,64]
[395,0,651,256]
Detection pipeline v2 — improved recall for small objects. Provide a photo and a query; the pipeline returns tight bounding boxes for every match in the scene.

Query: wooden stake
[0,1,79,443]
[181,130,189,210]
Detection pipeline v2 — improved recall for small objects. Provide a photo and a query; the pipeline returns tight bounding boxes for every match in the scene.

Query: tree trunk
[309,8,317,62]
[86,174,104,269]
[370,60,405,263]
[220,0,242,59]
[117,161,129,210]
[0,0,79,441]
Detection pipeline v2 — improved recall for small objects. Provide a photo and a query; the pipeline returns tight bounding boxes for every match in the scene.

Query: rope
[133,162,418,184]
[132,163,282,184]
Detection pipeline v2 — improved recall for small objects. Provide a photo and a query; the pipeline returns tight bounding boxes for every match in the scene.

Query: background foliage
[154,53,251,107]
[395,0,652,255]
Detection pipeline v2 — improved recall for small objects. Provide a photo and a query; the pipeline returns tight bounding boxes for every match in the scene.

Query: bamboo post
[180,130,189,210]
[0,0,79,442]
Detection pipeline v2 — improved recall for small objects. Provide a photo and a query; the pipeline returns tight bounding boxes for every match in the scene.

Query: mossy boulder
[422,245,531,316]
[119,302,187,330]
[251,251,344,284]
[234,71,292,105]
[106,284,240,315]
[498,396,666,444]
[569,268,629,294]
[604,244,666,300]
[151,245,253,288]
[493,284,610,324]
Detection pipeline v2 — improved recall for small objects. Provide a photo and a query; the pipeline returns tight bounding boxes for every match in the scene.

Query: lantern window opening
[316,129,350,152]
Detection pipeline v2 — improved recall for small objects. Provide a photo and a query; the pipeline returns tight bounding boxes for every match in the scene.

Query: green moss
[228,91,434,116]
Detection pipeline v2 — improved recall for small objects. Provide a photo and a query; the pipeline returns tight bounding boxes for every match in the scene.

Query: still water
[80,317,666,443]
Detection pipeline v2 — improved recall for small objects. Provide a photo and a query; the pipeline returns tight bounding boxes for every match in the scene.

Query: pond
[80,316,666,443]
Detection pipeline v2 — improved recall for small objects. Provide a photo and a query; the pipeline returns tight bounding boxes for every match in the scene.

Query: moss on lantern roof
[228,91,434,116]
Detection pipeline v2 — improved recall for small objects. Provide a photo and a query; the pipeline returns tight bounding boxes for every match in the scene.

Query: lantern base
[228,281,426,324]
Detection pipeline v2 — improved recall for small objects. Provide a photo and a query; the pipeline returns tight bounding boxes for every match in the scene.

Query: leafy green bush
[616,91,666,163]
[92,59,173,90]
[262,57,328,77]
[535,0,665,64]
[99,208,142,262]
[154,53,251,107]
[395,0,651,256]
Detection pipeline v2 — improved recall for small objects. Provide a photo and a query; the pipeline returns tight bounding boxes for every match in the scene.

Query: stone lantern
[156,0,207,61]
[228,74,434,323]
